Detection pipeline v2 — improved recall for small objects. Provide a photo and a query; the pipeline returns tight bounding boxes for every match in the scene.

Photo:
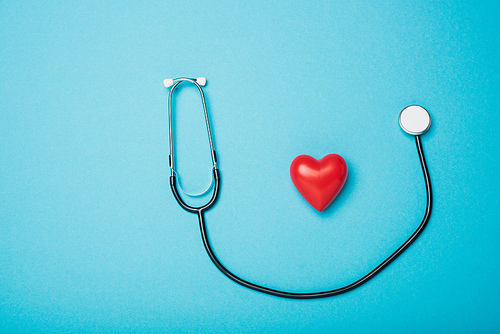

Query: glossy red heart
[290,154,348,212]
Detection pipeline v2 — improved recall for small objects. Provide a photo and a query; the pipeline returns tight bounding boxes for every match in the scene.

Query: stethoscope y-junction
[164,77,433,299]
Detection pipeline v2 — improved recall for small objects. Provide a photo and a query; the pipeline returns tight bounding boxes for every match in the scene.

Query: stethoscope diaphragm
[399,105,431,135]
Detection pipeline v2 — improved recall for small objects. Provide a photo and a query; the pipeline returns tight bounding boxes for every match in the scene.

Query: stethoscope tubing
[170,135,432,299]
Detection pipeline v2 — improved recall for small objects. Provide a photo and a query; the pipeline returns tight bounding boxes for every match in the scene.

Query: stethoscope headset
[164,77,432,299]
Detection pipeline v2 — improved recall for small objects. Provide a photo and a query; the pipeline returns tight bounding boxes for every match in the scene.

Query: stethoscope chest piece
[399,105,431,135]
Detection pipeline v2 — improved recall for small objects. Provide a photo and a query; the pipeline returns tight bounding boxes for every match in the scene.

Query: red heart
[290,154,348,212]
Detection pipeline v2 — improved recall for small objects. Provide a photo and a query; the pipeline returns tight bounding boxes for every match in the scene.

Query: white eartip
[196,77,206,86]
[164,79,174,88]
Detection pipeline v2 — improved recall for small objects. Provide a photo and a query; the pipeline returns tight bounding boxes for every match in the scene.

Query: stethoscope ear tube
[166,77,220,212]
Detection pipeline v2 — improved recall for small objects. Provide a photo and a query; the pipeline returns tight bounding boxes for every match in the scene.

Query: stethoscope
[164,77,433,299]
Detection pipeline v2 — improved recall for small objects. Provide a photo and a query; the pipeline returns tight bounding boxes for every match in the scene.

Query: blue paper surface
[1,1,499,332]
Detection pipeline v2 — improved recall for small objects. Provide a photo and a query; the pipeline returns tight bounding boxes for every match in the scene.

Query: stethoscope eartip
[164,78,174,88]
[399,105,431,135]
[196,77,207,86]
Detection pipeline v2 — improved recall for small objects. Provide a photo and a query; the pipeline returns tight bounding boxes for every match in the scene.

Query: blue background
[1,1,499,332]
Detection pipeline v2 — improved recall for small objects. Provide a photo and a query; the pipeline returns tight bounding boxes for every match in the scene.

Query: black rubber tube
[191,136,432,299]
